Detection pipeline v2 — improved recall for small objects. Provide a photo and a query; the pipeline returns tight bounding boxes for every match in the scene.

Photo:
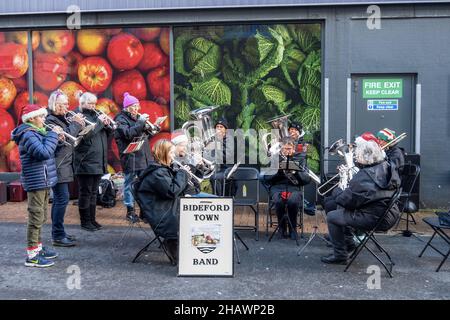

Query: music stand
[222,162,249,264]
[268,157,303,246]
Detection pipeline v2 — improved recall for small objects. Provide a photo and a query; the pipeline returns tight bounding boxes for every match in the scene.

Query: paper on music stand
[226,162,241,180]
[123,137,145,154]
[154,116,167,126]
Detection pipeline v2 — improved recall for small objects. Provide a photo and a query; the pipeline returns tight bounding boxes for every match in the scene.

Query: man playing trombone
[114,92,155,223]
[376,128,405,171]
[45,90,85,246]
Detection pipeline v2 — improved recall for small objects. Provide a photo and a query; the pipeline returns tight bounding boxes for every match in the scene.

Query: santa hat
[171,130,189,145]
[20,104,47,124]
[376,128,396,143]
[360,131,380,145]
[123,92,139,109]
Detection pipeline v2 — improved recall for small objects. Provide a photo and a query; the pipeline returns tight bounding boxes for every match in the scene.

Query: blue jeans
[51,183,70,240]
[124,170,143,208]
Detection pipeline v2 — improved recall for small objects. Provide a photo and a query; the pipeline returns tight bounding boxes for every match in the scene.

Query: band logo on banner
[178,197,234,277]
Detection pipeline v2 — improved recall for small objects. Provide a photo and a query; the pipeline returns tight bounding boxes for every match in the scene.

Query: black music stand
[268,157,303,246]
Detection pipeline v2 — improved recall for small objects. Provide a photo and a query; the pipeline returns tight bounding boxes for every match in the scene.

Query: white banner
[178,197,234,277]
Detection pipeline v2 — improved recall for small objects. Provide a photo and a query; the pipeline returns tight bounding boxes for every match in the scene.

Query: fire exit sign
[363,79,403,98]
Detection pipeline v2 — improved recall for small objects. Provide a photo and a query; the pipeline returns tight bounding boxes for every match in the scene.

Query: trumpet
[172,159,204,187]
[93,109,118,130]
[136,113,160,135]
[44,123,82,147]
[65,111,96,136]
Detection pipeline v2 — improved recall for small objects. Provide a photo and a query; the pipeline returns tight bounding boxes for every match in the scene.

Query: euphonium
[172,159,204,187]
[262,114,292,157]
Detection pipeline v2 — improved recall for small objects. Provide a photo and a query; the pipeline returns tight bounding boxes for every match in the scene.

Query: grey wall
[0,3,448,207]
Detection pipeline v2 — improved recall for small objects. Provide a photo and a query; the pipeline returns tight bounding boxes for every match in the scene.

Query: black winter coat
[386,146,405,172]
[73,108,112,175]
[45,112,82,183]
[136,162,189,239]
[335,160,401,231]
[113,111,152,174]
[267,154,311,192]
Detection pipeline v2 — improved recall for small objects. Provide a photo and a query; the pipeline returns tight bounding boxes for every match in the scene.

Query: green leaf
[186,37,222,77]
[280,43,306,87]
[174,32,195,77]
[300,84,321,108]
[237,103,256,131]
[300,107,321,132]
[191,77,232,106]
[272,24,293,46]
[288,25,320,54]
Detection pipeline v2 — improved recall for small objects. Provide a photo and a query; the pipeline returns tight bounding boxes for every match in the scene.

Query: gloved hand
[139,113,149,122]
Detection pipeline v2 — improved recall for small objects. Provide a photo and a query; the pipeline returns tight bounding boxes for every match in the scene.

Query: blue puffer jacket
[11,124,59,192]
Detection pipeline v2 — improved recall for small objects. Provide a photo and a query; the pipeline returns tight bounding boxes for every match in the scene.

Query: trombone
[93,109,118,130]
[65,111,96,136]
[44,123,82,147]
[381,132,407,150]
[172,159,204,187]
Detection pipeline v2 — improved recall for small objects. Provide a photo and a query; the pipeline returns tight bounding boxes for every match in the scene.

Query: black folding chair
[395,163,420,237]
[418,216,450,272]
[130,181,175,265]
[224,167,260,241]
[344,188,402,278]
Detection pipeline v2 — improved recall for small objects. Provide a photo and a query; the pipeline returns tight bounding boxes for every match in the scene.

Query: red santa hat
[359,131,380,145]
[171,130,189,145]
[20,104,47,124]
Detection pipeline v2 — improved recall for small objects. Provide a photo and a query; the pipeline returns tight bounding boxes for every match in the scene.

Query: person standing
[46,90,85,246]
[73,92,113,231]
[11,104,61,267]
[114,92,154,223]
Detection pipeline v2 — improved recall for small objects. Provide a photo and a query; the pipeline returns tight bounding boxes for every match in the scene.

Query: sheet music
[154,116,167,126]
[226,162,241,180]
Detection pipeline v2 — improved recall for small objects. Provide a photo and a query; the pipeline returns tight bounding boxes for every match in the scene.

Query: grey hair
[354,137,385,165]
[48,90,68,111]
[78,92,97,107]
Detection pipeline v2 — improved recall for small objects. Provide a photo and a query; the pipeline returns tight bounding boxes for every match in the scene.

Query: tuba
[261,114,292,157]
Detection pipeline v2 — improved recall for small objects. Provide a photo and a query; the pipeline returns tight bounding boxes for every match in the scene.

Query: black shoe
[126,213,139,224]
[321,255,348,265]
[66,234,77,241]
[289,230,298,240]
[53,237,76,247]
[346,242,357,253]
[81,222,98,232]
[92,221,103,230]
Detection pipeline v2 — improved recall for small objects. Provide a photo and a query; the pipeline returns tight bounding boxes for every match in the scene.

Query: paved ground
[0,200,449,300]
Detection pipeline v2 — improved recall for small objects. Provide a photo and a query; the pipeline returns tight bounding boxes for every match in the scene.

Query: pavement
[0,200,449,300]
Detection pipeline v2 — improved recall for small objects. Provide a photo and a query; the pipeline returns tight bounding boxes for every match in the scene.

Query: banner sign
[178,197,234,277]
[367,99,399,111]
[363,79,403,98]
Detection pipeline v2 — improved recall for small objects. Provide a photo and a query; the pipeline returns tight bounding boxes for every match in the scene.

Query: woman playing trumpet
[45,90,85,247]
[73,92,113,232]
[135,139,190,264]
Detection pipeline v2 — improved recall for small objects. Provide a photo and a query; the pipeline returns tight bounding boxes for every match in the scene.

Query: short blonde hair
[48,90,68,111]
[354,137,385,165]
[78,92,97,107]
[152,139,173,167]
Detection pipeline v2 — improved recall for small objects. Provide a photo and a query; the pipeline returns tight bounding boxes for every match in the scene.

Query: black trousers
[77,174,102,223]
[271,190,302,232]
[327,209,356,258]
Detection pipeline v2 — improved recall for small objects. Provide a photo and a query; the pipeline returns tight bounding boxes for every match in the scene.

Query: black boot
[163,239,178,265]
[126,206,139,223]
[80,208,97,232]
[90,204,102,230]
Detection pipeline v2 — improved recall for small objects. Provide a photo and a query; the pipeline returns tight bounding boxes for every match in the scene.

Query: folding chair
[418,216,450,272]
[129,181,175,265]
[344,188,402,278]
[395,163,420,237]
[224,167,260,240]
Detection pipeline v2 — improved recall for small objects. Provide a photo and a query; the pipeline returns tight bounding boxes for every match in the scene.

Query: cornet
[93,109,118,130]
[172,159,204,187]
[136,113,161,135]
[44,123,82,147]
[65,111,96,136]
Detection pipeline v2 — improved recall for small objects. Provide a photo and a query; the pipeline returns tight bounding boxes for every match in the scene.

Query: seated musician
[171,131,216,197]
[321,135,401,265]
[376,128,405,172]
[266,137,311,239]
[288,121,307,155]
[135,139,190,264]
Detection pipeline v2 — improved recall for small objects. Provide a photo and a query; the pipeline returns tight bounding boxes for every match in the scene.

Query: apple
[149,132,172,151]
[130,27,161,41]
[137,42,168,72]
[159,28,170,55]
[0,43,29,79]
[97,98,120,118]
[77,56,113,94]
[58,81,85,110]
[12,76,27,93]
[6,31,40,51]
[139,100,170,132]
[146,65,170,104]
[6,145,21,172]
[13,91,48,118]
[65,51,84,78]
[107,33,144,70]
[77,29,108,56]
[112,69,147,105]
[0,109,15,147]
[33,52,68,91]
[0,77,17,109]
[103,28,122,36]
[40,30,75,55]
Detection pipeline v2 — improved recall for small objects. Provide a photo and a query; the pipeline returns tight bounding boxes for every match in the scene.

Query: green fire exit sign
[363,79,403,98]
